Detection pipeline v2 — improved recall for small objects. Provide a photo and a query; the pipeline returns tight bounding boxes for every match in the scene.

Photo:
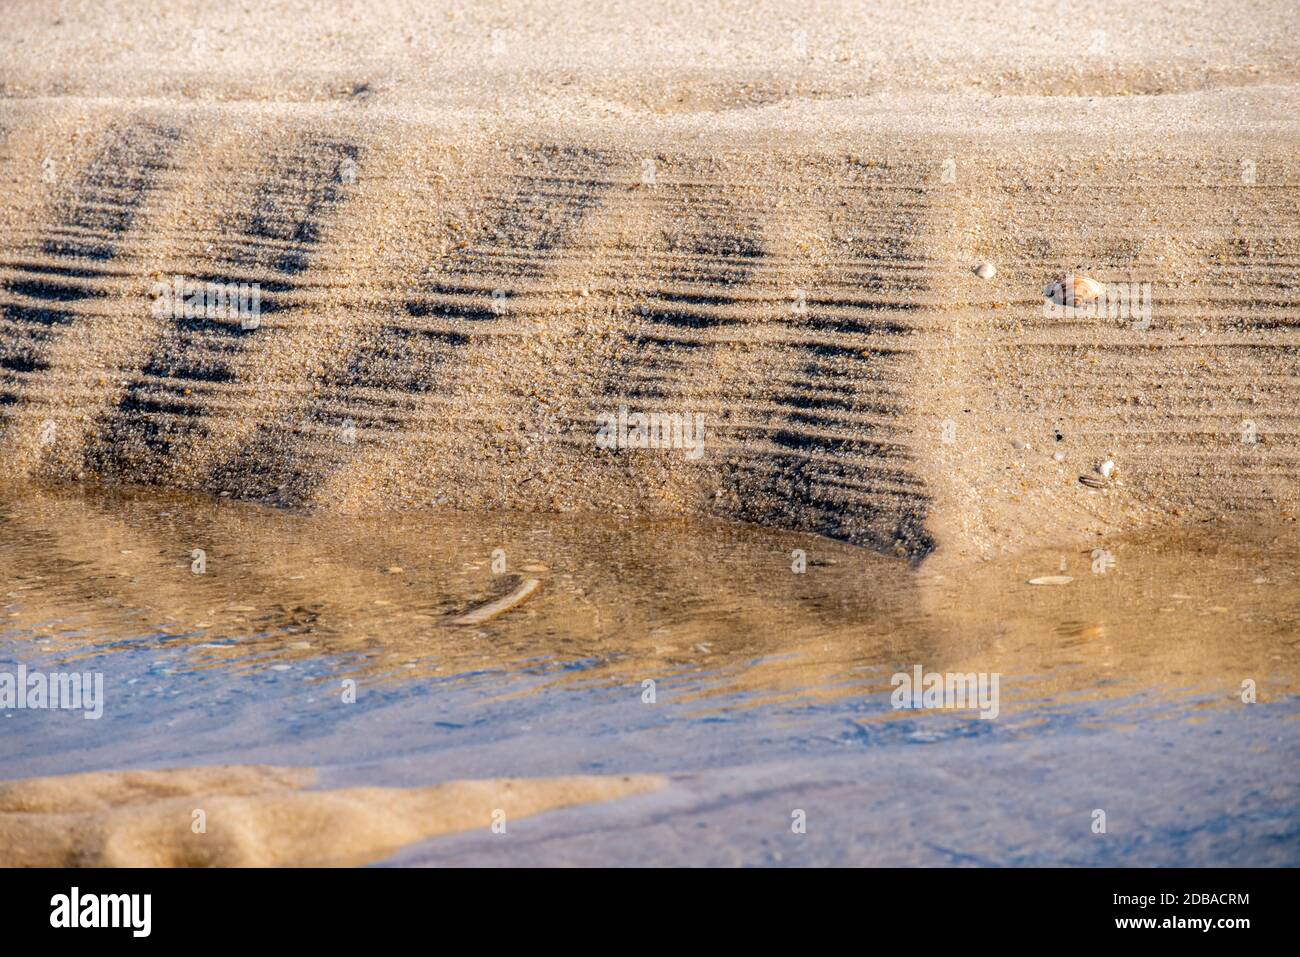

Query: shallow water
[2,483,1298,865]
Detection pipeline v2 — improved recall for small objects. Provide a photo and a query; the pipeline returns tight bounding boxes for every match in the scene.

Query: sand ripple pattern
[0,107,1295,556]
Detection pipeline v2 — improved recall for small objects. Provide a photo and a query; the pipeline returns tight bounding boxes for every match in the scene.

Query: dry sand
[0,763,662,866]
[0,0,1296,565]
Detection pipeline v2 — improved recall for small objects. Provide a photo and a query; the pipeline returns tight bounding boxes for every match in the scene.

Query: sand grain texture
[0,1,1295,561]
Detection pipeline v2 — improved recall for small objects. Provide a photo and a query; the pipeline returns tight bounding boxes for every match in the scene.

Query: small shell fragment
[974,263,997,279]
[1044,274,1103,306]
[1028,576,1073,586]
[453,578,541,625]
[1079,474,1107,489]
[1097,459,1116,478]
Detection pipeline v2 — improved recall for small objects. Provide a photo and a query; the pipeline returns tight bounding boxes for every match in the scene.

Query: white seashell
[974,263,997,279]
[1028,576,1073,585]
[1053,451,1066,462]
[1044,274,1103,306]
[1097,459,1116,478]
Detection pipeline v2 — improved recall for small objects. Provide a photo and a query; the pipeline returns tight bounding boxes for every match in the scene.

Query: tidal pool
[1,483,1297,865]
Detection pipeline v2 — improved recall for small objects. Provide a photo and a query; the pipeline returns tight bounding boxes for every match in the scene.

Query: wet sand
[0,764,660,866]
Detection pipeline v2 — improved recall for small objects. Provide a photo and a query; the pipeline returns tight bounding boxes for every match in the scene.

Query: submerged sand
[0,763,662,866]
[2,485,1296,866]
[4,482,1297,725]
[0,1,1294,563]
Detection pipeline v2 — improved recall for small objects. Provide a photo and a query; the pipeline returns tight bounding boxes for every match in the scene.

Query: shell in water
[1044,274,1103,306]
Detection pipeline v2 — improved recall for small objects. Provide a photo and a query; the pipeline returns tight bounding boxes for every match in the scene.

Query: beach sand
[0,1,1294,564]
[0,763,662,866]
[0,1,1297,868]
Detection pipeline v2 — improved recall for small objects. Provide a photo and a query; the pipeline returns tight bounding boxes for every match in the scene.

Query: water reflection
[1,483,1296,719]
